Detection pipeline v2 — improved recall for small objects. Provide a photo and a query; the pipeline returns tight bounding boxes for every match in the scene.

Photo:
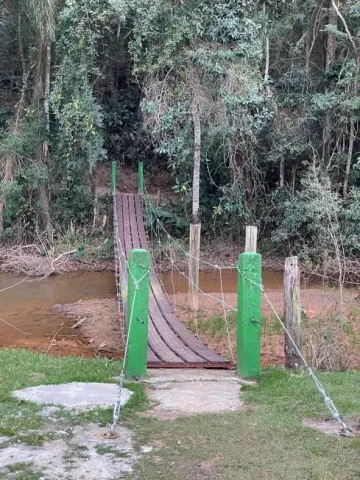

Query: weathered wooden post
[237,227,262,378]
[189,223,201,311]
[111,161,117,194]
[125,248,150,379]
[245,226,258,253]
[138,162,144,194]
[284,256,301,368]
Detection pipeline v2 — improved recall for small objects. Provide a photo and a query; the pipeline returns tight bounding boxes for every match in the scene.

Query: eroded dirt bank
[1,268,360,369]
[57,285,360,369]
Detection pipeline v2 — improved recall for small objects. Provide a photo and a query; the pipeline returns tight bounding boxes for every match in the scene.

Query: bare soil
[303,418,360,437]
[57,285,360,370]
[55,299,123,358]
[172,288,360,369]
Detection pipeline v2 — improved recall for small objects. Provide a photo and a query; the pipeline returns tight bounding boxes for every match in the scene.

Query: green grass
[2,350,360,479]
[188,312,284,339]
[0,462,43,479]
[131,368,360,480]
[0,349,146,443]
[188,312,237,338]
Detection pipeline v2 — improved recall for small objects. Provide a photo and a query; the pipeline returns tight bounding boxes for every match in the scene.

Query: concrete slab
[146,368,243,384]
[0,424,137,480]
[13,382,133,412]
[0,437,10,446]
[145,369,245,420]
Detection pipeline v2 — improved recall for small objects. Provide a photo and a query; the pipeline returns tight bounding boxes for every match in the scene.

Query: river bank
[1,269,360,369]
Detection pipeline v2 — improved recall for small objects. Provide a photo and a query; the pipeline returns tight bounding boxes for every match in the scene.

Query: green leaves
[51,0,110,177]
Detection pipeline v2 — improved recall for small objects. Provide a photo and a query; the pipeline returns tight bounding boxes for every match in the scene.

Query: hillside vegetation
[0,0,359,272]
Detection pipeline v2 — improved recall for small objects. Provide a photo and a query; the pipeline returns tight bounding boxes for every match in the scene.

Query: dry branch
[0,245,78,276]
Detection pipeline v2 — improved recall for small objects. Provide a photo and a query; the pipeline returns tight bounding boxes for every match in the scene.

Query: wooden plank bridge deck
[114,193,234,369]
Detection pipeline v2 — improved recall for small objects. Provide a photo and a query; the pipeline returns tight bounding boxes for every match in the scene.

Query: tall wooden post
[284,256,301,368]
[125,248,150,379]
[245,226,258,253]
[189,223,201,311]
[138,162,144,194]
[237,251,262,378]
[111,161,117,194]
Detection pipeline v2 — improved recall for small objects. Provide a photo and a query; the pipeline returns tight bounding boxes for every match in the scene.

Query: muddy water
[0,268,320,356]
[0,272,116,356]
[160,268,320,294]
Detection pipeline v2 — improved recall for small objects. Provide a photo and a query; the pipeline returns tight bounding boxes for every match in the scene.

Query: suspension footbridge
[114,192,234,369]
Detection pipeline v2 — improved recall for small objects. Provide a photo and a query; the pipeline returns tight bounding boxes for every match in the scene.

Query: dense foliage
[0,0,359,267]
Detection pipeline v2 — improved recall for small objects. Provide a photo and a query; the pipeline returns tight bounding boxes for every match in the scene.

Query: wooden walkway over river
[114,193,233,368]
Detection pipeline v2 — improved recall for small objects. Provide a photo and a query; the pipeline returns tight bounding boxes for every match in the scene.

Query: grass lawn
[130,369,360,480]
[0,349,359,479]
[0,349,145,445]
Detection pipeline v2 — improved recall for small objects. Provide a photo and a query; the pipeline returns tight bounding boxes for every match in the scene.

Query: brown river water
[0,269,322,356]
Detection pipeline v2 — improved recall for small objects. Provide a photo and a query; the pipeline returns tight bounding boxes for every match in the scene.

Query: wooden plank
[148,293,205,363]
[128,194,141,249]
[148,315,184,363]
[134,194,227,363]
[125,194,177,361]
[148,362,235,369]
[130,195,190,361]
[148,347,160,363]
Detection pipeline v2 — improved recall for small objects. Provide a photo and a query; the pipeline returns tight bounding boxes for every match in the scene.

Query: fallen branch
[46,323,65,354]
[52,249,77,265]
[72,317,86,329]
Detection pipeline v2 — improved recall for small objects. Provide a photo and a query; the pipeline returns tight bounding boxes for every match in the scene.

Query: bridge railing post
[125,248,150,379]
[237,240,262,378]
[111,161,117,194]
[138,162,144,194]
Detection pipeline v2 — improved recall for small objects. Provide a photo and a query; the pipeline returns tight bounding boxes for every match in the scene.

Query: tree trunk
[343,119,355,197]
[322,1,338,166]
[326,1,337,70]
[0,15,27,233]
[34,38,53,242]
[279,157,285,188]
[265,36,270,95]
[291,164,297,192]
[191,98,201,224]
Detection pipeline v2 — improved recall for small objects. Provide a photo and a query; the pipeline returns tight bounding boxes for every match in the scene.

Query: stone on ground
[12,382,133,411]
[0,424,136,480]
[144,369,245,419]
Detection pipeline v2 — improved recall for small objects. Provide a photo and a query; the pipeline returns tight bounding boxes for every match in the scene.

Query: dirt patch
[169,288,360,369]
[55,299,124,357]
[56,285,360,370]
[303,418,360,437]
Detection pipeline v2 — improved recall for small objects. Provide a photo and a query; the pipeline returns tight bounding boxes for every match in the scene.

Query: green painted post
[111,161,117,194]
[237,252,262,378]
[125,248,150,379]
[138,162,144,194]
